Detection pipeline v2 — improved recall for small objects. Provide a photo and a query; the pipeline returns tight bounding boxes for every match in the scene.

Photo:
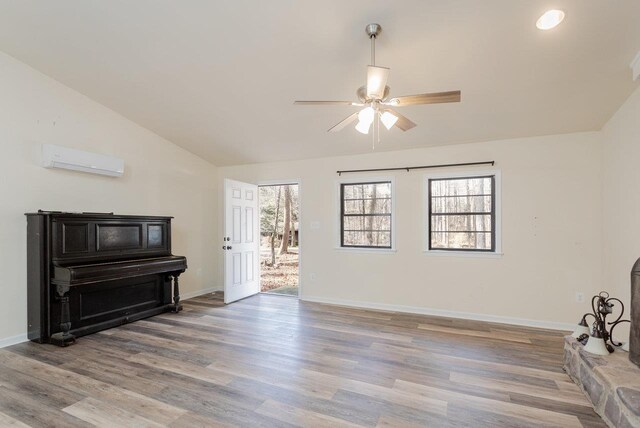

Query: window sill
[423,250,503,259]
[335,247,397,254]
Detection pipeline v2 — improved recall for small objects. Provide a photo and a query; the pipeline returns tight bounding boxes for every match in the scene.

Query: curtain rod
[336,161,495,176]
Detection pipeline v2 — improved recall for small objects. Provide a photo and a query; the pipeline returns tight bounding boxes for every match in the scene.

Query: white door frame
[257,179,302,298]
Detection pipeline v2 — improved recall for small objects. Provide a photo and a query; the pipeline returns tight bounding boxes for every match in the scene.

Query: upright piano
[26,211,187,346]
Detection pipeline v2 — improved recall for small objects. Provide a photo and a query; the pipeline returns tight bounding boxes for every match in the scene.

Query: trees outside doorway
[259,184,299,295]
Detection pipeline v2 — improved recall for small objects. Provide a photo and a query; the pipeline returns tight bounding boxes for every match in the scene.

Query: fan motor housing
[357,85,390,103]
[366,23,382,38]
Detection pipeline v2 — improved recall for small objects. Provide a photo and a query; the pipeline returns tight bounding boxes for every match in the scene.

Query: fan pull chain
[371,119,374,151]
[372,114,375,150]
[371,113,380,151]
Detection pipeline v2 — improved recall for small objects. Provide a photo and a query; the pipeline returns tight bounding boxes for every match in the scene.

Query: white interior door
[224,179,260,304]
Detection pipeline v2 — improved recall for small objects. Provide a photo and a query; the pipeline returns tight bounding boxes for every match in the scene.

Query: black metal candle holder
[576,291,630,353]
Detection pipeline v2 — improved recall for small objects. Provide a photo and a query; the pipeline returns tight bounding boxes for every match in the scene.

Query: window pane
[344,198,391,214]
[361,184,376,199]
[366,198,391,215]
[431,214,492,232]
[343,186,356,199]
[430,232,492,250]
[373,182,392,198]
[375,215,391,231]
[431,195,492,214]
[343,185,364,199]
[344,231,391,247]
[343,215,391,231]
[430,177,492,197]
[344,200,365,214]
[343,216,365,231]
[375,231,391,247]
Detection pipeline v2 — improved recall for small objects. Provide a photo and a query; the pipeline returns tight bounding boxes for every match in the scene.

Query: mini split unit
[42,144,124,177]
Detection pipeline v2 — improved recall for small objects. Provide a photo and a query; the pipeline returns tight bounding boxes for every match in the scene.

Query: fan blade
[294,101,357,106]
[327,112,359,133]
[387,90,461,106]
[367,66,390,99]
[392,110,417,131]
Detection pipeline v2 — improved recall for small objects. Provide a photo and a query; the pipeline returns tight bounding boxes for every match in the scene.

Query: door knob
[227,246,232,250]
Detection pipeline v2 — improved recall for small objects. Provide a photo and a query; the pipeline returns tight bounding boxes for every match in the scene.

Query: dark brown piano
[26,211,187,346]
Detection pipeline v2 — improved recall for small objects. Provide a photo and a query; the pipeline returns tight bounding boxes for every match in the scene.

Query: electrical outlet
[310,273,316,281]
[576,292,585,303]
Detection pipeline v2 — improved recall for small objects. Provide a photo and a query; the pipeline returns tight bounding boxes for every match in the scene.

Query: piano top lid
[25,211,174,220]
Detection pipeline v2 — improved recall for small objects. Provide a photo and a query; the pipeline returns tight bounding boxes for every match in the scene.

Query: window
[340,181,392,249]
[428,175,497,252]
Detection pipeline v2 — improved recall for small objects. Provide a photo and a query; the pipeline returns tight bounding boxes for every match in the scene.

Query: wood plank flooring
[0,293,604,427]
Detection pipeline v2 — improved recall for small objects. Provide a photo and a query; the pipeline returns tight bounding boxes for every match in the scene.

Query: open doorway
[259,183,299,296]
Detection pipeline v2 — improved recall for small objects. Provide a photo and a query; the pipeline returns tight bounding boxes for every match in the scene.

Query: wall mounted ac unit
[42,144,124,177]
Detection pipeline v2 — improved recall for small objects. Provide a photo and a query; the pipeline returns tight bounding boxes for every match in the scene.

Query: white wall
[0,51,218,345]
[602,86,640,338]
[219,132,603,329]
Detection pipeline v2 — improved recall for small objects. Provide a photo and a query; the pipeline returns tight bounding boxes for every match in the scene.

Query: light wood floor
[0,293,604,427]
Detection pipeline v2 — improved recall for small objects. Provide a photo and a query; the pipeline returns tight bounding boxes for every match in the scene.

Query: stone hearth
[564,336,640,427]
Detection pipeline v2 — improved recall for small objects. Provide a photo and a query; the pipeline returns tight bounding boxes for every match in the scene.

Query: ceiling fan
[294,23,461,137]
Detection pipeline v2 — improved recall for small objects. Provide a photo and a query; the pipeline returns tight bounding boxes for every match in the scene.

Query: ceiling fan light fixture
[366,66,390,99]
[294,23,462,141]
[355,119,371,134]
[358,106,375,124]
[380,111,398,130]
[536,9,565,30]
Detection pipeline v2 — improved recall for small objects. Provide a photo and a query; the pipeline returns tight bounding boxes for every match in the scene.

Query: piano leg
[50,285,76,347]
[172,274,183,313]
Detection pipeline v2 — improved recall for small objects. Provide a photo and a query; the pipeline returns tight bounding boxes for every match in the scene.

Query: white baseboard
[181,286,222,300]
[0,288,221,349]
[0,294,571,347]
[0,333,28,349]
[301,295,574,331]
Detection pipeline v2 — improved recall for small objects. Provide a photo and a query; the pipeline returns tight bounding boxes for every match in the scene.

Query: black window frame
[427,175,496,252]
[340,180,393,249]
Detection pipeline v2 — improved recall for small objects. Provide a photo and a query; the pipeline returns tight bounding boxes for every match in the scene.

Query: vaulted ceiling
[0,0,638,165]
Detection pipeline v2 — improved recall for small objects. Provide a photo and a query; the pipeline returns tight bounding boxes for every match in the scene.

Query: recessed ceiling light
[536,9,565,30]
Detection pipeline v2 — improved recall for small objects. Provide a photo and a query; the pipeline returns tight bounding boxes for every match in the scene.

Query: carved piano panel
[26,211,187,346]
[52,215,171,263]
